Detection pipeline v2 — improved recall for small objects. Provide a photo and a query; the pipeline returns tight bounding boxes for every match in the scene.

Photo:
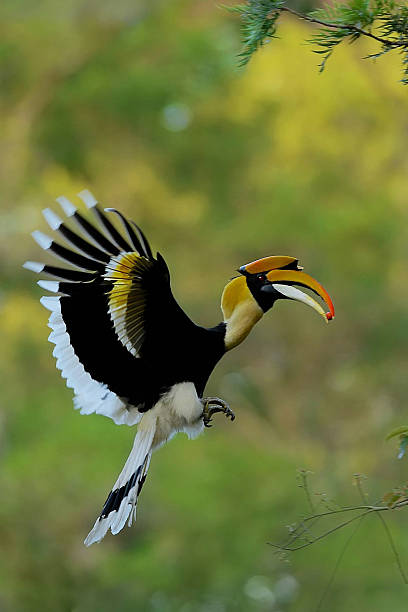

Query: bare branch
[376,512,408,584]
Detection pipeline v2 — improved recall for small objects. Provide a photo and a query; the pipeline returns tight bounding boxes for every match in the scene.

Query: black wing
[24,191,203,422]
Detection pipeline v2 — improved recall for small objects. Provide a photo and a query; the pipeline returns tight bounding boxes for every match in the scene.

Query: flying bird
[24,191,334,546]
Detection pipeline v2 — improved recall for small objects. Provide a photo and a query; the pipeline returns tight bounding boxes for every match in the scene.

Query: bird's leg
[201,397,235,428]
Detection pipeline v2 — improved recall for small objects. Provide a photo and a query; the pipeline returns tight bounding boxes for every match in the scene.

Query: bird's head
[221,255,334,350]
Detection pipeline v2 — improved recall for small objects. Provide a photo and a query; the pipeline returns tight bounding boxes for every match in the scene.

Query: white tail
[84,416,157,546]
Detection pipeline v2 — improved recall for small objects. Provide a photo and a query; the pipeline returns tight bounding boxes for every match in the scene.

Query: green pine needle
[229,0,408,84]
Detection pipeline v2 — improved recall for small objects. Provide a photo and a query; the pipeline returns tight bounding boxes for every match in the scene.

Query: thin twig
[284,499,327,550]
[270,499,408,552]
[353,474,407,583]
[269,509,373,551]
[280,500,403,551]
[355,479,408,583]
[315,515,366,612]
[299,503,404,520]
[298,469,315,513]
[279,6,408,47]
[313,476,405,609]
[376,512,408,584]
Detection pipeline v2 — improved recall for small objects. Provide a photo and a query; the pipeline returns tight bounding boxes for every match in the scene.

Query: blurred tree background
[2,0,408,610]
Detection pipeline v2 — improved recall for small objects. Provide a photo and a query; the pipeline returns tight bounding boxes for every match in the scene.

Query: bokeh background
[2,1,408,610]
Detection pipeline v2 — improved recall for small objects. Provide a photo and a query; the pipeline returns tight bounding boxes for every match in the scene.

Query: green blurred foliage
[2,1,408,610]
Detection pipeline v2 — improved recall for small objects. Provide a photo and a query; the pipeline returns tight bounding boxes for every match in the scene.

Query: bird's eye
[257,274,266,282]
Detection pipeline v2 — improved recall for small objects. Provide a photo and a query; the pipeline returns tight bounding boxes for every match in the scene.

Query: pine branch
[229,0,408,83]
[281,5,403,46]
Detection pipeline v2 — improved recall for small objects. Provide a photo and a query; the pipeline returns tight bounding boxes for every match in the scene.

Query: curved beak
[265,269,335,322]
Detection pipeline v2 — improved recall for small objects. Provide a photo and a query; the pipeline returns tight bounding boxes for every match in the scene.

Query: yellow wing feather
[106,253,154,356]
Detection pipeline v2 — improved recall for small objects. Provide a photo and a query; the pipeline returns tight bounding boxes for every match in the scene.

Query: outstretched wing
[24,191,195,424]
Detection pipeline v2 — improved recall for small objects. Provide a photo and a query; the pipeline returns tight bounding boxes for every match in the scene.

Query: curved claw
[201,397,235,428]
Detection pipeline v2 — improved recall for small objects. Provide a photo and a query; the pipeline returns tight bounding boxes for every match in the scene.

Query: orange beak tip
[326,312,334,321]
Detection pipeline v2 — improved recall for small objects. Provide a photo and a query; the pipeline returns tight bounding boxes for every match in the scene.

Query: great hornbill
[24,191,334,546]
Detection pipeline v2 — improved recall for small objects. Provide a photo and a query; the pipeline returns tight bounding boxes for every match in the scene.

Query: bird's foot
[201,397,235,428]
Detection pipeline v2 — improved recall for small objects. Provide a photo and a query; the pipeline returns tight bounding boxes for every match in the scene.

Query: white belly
[143,382,204,450]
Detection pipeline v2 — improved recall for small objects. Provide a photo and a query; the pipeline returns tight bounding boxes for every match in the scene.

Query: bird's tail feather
[84,416,156,546]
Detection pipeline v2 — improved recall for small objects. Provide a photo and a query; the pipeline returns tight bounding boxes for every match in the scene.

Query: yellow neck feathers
[221,276,263,350]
